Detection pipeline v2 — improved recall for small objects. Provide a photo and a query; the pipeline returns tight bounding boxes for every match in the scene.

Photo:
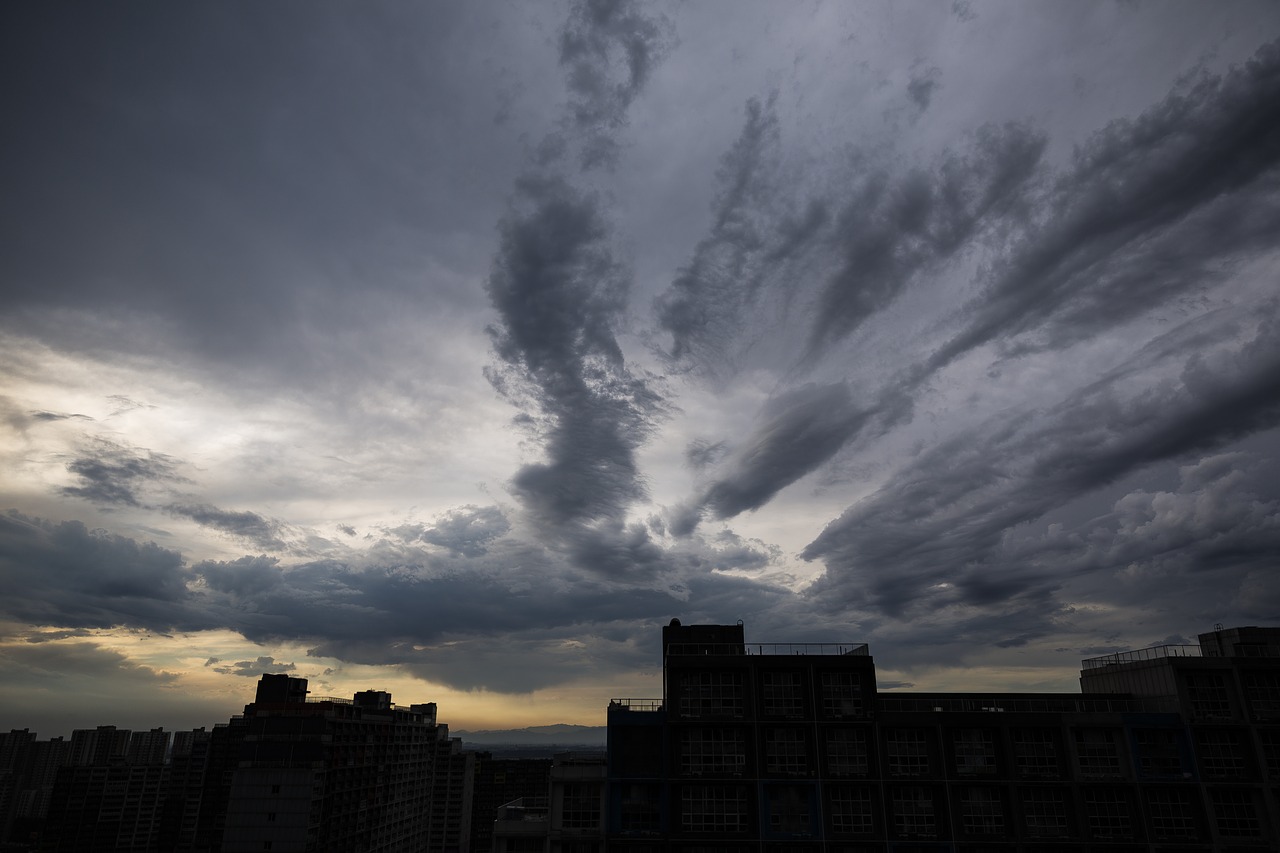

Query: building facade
[605,620,1280,852]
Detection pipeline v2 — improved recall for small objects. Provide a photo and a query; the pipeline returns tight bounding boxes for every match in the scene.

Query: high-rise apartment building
[201,676,447,853]
[67,726,131,767]
[606,619,1280,852]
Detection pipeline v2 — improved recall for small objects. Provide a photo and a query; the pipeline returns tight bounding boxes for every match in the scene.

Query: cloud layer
[2,2,1279,733]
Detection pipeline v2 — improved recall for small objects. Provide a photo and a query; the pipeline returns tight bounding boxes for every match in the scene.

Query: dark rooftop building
[606,620,1280,852]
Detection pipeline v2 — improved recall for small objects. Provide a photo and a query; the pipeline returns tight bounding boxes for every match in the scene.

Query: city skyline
[3,1,1280,737]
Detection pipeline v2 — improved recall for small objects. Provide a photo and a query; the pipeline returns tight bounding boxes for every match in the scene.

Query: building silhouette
[12,675,479,852]
[491,751,607,853]
[196,676,468,853]
[605,619,1280,852]
[469,754,554,853]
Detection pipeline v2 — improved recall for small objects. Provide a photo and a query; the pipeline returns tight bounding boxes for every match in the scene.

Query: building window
[1211,788,1261,837]
[1260,729,1280,779]
[828,785,873,835]
[953,729,995,776]
[825,729,868,777]
[1184,672,1233,720]
[765,728,809,776]
[561,782,601,830]
[886,729,930,777]
[1021,788,1069,838]
[1242,672,1280,720]
[680,785,747,834]
[1134,728,1187,779]
[762,671,805,718]
[1074,728,1122,778]
[1195,729,1248,780]
[1083,788,1131,840]
[1013,729,1059,778]
[680,728,746,776]
[678,672,745,719]
[765,785,812,835]
[819,672,863,719]
[890,786,936,838]
[1146,788,1199,841]
[620,784,661,833]
[958,786,1003,837]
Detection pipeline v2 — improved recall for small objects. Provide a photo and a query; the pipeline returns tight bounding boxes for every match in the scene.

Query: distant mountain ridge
[454,723,606,746]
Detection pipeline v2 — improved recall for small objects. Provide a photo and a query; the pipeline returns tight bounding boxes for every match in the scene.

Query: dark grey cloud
[804,310,1280,622]
[907,65,942,112]
[420,505,510,557]
[692,383,868,527]
[664,39,1280,540]
[808,121,1046,355]
[0,513,199,632]
[31,411,93,422]
[926,38,1280,373]
[61,440,185,507]
[168,504,287,551]
[198,555,282,599]
[210,549,684,691]
[656,110,1046,380]
[212,655,295,678]
[685,439,728,471]
[654,96,795,373]
[558,0,674,169]
[23,629,93,644]
[0,507,791,693]
[0,3,533,381]
[486,174,664,567]
[951,1,977,23]
[1019,451,1280,622]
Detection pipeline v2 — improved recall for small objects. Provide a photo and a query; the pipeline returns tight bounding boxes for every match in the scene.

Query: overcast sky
[3,0,1279,737]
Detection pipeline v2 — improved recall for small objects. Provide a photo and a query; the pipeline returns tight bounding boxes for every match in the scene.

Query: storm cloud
[3,2,1279,733]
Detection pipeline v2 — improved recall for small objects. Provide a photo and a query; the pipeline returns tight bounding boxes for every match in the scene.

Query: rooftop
[666,641,869,656]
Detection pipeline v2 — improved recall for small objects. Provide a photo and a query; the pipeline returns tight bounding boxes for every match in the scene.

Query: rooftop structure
[606,619,1280,852]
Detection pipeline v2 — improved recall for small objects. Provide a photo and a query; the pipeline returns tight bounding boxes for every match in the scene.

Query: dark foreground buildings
[6,623,1278,851]
[6,676,481,853]
[605,621,1280,852]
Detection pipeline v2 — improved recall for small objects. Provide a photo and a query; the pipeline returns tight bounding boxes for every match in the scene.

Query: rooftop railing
[876,695,1149,715]
[1082,641,1280,669]
[495,797,549,822]
[666,642,869,656]
[608,698,662,711]
[1081,644,1203,669]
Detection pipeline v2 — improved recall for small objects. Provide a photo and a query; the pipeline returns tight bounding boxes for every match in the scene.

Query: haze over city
[2,0,1279,738]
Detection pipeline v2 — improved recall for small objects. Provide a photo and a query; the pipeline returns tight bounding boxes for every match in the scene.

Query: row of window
[672,724,1280,781]
[620,783,1269,841]
[672,669,1280,722]
[675,671,866,720]
[1188,671,1280,720]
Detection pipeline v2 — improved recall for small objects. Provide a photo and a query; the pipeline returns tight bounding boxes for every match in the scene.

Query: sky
[2,0,1279,738]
